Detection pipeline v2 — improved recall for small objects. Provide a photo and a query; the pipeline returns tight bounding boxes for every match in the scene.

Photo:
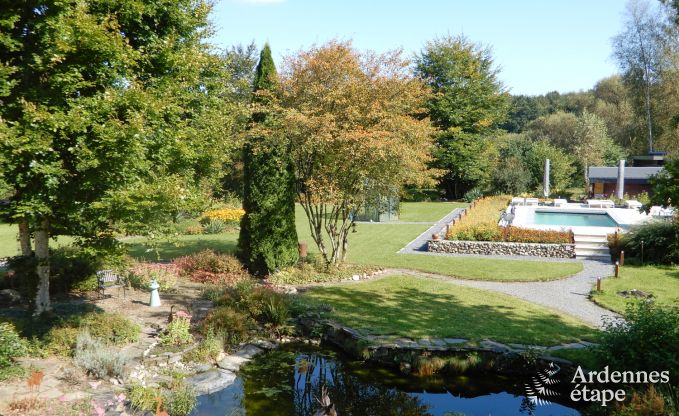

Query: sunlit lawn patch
[302,275,599,345]
[591,265,679,314]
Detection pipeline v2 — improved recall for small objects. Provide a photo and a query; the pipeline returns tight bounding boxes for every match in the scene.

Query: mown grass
[124,203,582,281]
[0,203,581,281]
[0,223,18,258]
[0,223,74,259]
[396,201,466,222]
[301,275,599,345]
[591,265,679,314]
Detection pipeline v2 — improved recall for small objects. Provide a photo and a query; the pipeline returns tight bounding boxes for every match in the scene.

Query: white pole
[543,159,550,198]
[616,160,625,200]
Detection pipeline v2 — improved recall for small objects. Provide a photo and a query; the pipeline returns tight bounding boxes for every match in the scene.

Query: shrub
[214,281,293,336]
[450,223,500,241]
[160,317,193,346]
[201,306,253,345]
[0,323,26,370]
[3,246,128,298]
[184,225,204,235]
[499,226,572,244]
[183,330,222,363]
[463,188,483,203]
[45,312,139,355]
[73,330,129,379]
[165,380,197,416]
[79,312,140,345]
[173,250,248,284]
[128,383,158,413]
[447,196,509,233]
[201,219,227,234]
[249,287,290,327]
[44,327,80,356]
[598,302,679,385]
[268,260,378,285]
[611,385,672,416]
[128,262,179,292]
[611,220,679,264]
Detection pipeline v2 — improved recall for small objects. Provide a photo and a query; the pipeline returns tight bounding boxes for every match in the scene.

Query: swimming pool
[533,211,618,227]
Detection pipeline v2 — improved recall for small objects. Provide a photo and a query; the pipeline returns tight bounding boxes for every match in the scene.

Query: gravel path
[392,207,619,327]
[395,258,618,328]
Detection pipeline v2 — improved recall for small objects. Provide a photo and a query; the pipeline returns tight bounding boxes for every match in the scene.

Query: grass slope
[302,275,598,345]
[591,265,679,314]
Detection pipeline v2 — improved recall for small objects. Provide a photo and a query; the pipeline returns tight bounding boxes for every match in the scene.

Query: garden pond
[191,343,582,416]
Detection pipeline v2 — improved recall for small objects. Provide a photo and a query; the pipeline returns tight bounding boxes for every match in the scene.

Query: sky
[210,0,629,96]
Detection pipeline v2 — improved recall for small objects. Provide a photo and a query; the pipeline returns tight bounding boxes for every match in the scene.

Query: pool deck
[510,203,649,235]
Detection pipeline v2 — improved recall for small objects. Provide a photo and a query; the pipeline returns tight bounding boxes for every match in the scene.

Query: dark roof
[588,166,664,183]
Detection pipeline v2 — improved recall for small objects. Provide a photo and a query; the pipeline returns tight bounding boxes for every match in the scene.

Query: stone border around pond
[428,239,576,258]
[300,319,596,375]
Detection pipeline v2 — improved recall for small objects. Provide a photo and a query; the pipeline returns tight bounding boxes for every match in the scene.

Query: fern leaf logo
[524,362,561,406]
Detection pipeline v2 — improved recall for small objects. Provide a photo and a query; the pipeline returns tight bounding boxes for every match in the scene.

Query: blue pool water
[534,211,617,227]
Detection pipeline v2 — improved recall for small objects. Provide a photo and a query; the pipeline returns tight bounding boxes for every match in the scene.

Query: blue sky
[210,0,628,95]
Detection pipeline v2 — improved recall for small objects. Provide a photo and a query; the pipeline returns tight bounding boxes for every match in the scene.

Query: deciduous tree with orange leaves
[275,41,437,265]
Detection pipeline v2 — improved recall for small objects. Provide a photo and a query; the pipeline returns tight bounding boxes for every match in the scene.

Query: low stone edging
[428,239,576,258]
[300,319,595,376]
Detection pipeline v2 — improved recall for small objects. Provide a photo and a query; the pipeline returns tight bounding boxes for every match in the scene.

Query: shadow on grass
[305,281,598,345]
[125,236,238,261]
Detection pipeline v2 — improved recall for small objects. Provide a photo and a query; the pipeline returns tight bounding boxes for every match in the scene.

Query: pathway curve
[391,207,620,328]
[392,258,618,328]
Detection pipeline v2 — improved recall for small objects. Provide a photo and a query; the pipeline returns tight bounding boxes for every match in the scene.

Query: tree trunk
[18,217,32,256]
[33,218,51,316]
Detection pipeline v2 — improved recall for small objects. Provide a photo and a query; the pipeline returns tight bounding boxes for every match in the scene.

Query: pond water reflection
[193,344,582,416]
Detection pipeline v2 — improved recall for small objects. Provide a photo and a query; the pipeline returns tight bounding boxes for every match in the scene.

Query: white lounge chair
[587,199,615,208]
[525,198,539,206]
[553,198,567,207]
[511,197,525,206]
[625,200,643,209]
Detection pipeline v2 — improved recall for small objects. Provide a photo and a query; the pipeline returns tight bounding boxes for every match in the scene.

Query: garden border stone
[428,239,576,258]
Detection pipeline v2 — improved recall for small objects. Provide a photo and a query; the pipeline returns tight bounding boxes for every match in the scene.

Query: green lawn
[1,202,582,281]
[0,222,74,259]
[0,223,18,258]
[124,202,583,281]
[397,201,466,222]
[302,275,598,345]
[125,233,239,261]
[591,265,679,314]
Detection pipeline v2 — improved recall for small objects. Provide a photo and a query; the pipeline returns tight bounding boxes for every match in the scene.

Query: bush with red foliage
[172,250,248,284]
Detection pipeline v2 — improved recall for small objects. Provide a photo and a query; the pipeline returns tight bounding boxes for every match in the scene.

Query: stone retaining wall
[428,239,576,258]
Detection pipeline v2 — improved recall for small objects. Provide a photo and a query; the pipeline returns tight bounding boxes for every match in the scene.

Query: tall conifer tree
[238,44,299,275]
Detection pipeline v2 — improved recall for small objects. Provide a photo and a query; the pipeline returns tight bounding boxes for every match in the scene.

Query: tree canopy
[414,35,509,199]
[276,41,436,264]
[0,0,243,313]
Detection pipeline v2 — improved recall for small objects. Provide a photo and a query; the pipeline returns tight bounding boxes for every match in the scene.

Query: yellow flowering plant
[199,208,245,224]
